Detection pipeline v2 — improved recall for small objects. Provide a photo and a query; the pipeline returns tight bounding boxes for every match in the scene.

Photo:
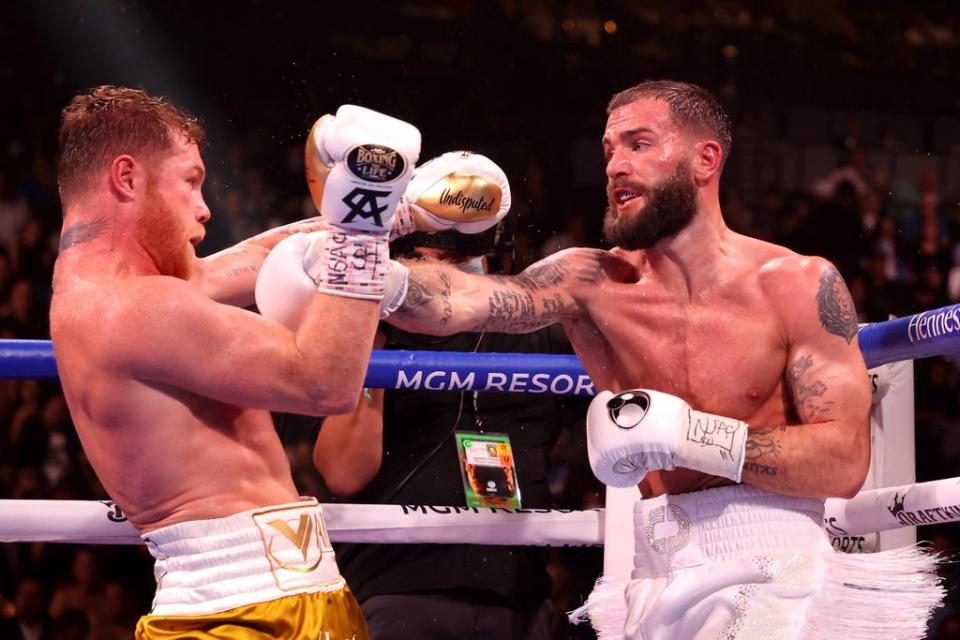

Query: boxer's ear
[691,141,722,186]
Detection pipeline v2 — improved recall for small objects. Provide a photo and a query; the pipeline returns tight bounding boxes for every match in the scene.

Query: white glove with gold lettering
[304,105,420,299]
[587,389,749,487]
[255,232,410,326]
[390,151,511,240]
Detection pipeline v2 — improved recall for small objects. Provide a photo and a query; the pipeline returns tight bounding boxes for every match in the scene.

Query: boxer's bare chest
[566,271,790,423]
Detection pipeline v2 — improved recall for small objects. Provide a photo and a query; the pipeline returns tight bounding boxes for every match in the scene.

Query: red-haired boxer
[52,90,420,639]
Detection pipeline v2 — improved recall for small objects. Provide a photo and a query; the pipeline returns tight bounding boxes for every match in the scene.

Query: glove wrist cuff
[679,409,749,482]
[389,199,418,241]
[379,260,409,319]
[303,230,389,300]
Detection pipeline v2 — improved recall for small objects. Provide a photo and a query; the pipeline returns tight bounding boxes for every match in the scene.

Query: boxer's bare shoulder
[758,252,859,346]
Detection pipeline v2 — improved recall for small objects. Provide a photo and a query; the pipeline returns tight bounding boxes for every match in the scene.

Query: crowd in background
[2,1,960,638]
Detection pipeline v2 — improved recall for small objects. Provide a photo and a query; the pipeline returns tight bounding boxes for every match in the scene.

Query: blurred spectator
[0,168,30,253]
[860,250,911,322]
[811,148,872,199]
[805,180,869,278]
[869,215,907,283]
[541,214,589,257]
[720,189,756,237]
[0,576,51,640]
[0,279,48,339]
[948,244,960,303]
[0,249,13,302]
[48,549,100,621]
[48,609,88,640]
[13,219,55,288]
[86,580,135,640]
[859,190,884,236]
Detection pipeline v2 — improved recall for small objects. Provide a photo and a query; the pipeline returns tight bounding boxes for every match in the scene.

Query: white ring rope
[0,477,956,546]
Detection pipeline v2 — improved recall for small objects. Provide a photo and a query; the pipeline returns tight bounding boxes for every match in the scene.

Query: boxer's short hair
[58,85,206,202]
[608,80,732,167]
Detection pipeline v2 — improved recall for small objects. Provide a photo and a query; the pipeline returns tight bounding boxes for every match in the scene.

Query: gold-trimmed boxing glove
[390,150,511,240]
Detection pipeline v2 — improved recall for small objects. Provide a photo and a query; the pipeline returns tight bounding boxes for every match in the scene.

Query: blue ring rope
[4,303,959,395]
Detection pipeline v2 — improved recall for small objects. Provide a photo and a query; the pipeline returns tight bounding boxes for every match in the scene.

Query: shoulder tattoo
[59,216,110,251]
[815,267,858,343]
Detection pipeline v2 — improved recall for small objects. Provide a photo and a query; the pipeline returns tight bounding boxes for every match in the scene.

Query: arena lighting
[26,0,190,106]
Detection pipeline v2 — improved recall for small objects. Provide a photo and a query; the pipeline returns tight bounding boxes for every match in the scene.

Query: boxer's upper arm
[768,257,871,438]
[104,277,368,415]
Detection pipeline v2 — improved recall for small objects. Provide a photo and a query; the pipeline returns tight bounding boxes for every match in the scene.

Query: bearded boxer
[51,88,422,638]
[380,80,944,638]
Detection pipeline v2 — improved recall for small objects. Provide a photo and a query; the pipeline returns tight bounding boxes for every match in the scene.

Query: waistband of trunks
[143,498,344,616]
[633,484,829,577]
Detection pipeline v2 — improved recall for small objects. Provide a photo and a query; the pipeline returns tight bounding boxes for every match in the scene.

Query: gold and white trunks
[579,484,944,640]
[142,498,345,617]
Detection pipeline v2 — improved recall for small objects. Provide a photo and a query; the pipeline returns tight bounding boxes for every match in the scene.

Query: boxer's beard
[136,177,192,280]
[602,160,697,250]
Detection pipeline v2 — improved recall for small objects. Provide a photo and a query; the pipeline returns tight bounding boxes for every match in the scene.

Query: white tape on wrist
[681,409,749,482]
[389,198,418,241]
[304,231,389,300]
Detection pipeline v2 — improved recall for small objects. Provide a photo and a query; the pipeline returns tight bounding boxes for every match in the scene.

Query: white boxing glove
[305,105,421,235]
[255,233,316,329]
[303,106,420,301]
[586,389,749,487]
[256,233,410,326]
[390,150,511,240]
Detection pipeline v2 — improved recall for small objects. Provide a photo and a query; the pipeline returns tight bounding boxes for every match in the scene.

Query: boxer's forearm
[388,258,579,335]
[740,420,870,499]
[193,218,327,305]
[314,388,384,496]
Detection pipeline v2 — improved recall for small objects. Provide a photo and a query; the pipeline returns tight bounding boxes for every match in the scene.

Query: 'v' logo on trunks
[253,504,336,590]
[268,515,314,562]
[265,514,322,574]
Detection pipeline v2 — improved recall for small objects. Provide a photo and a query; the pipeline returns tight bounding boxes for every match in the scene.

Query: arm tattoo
[223,265,259,278]
[59,216,110,251]
[789,355,834,421]
[512,261,567,292]
[439,272,453,326]
[745,426,781,459]
[397,276,433,313]
[743,462,779,476]
[816,267,858,343]
[743,424,803,478]
[486,289,538,330]
[474,253,595,330]
[507,250,606,292]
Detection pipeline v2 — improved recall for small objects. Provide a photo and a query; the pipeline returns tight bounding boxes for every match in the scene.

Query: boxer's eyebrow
[602,127,656,147]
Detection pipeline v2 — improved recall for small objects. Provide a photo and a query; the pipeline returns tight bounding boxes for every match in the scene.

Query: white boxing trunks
[135,498,367,639]
[581,485,944,640]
